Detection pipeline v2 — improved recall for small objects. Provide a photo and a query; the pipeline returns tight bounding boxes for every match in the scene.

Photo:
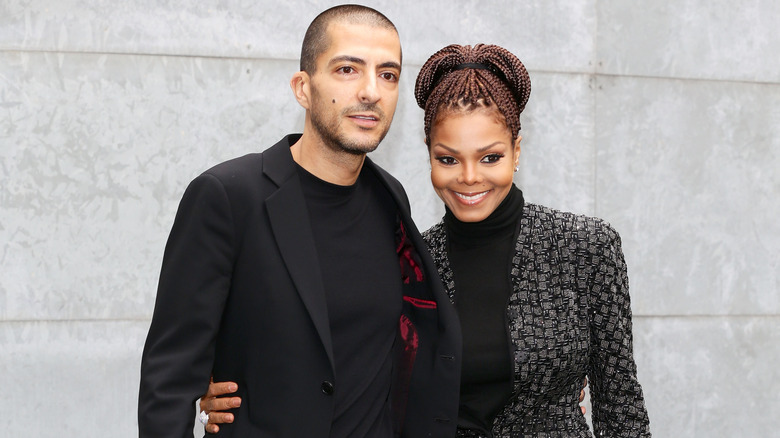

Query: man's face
[307,22,402,155]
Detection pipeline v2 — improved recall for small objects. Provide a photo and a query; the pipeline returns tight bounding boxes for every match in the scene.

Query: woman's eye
[435,156,457,165]
[482,153,504,164]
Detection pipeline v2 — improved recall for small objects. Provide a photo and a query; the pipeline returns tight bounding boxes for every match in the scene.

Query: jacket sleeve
[586,222,651,437]
[138,172,235,438]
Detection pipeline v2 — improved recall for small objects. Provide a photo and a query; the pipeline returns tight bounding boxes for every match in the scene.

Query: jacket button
[321,381,335,395]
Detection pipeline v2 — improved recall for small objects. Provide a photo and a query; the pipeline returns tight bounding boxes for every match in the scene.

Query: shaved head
[300,4,399,74]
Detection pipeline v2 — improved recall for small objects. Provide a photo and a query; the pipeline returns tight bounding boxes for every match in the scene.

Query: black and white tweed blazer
[423,202,651,438]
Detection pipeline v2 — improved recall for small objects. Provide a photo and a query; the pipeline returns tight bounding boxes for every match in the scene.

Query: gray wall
[1,1,778,436]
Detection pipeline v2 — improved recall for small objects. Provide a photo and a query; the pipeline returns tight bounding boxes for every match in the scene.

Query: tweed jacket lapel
[422,203,532,394]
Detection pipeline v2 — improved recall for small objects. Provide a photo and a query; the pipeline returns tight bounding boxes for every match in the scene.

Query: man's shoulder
[363,158,413,216]
[200,135,297,186]
[189,154,265,198]
[205,152,264,178]
[364,158,406,196]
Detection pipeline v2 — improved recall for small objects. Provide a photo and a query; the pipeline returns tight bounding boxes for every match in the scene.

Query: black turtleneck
[444,185,524,434]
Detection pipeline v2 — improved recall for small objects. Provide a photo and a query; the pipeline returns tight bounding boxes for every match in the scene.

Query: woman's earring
[514,164,519,172]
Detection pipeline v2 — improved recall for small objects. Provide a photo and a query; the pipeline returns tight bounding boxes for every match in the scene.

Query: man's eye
[380,72,398,82]
[338,66,355,74]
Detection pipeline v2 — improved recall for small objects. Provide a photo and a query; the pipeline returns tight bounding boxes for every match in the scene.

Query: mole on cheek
[332,99,336,103]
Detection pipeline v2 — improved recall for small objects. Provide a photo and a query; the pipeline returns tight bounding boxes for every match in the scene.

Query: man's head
[300,5,400,75]
[291,5,402,156]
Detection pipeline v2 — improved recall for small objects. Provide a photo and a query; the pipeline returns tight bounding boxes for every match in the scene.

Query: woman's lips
[453,190,490,205]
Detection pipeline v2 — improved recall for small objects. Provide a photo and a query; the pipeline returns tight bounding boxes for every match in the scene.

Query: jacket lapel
[263,136,335,370]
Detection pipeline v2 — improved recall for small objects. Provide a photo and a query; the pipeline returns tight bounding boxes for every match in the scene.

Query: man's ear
[290,71,311,109]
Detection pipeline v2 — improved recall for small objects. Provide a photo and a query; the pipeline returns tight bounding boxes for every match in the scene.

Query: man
[138,5,461,437]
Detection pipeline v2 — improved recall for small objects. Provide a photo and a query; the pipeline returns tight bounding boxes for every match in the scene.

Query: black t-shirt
[297,163,402,438]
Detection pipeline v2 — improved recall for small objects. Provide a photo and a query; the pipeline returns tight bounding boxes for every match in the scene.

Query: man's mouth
[350,114,378,121]
[348,114,380,128]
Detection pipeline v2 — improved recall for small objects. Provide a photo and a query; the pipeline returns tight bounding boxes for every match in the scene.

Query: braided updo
[414,44,531,146]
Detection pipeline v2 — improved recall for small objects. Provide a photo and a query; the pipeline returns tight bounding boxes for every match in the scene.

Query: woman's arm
[199,378,242,434]
[586,222,651,437]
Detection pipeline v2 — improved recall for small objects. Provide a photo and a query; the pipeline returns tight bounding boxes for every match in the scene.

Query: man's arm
[139,173,235,438]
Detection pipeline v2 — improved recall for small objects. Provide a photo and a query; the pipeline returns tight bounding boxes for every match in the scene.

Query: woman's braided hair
[414,44,531,146]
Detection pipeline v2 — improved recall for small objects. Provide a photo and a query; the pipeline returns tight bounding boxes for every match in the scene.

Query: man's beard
[309,93,391,155]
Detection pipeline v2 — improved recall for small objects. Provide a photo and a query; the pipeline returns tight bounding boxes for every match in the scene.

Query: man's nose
[358,75,380,103]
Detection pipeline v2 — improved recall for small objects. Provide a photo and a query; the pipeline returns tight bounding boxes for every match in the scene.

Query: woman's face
[429,109,521,223]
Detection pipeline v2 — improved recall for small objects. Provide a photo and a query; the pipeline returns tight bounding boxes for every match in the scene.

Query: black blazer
[139,135,461,437]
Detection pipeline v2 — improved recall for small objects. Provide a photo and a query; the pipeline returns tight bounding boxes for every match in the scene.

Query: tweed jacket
[423,202,651,438]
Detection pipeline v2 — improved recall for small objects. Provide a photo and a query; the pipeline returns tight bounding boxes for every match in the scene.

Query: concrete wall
[2,1,777,436]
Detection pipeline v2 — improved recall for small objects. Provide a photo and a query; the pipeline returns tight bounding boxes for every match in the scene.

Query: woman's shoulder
[422,221,445,248]
[523,202,620,242]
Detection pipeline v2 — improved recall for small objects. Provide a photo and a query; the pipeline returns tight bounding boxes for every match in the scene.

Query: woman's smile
[452,190,492,205]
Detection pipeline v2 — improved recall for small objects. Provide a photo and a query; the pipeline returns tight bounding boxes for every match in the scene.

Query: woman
[201,44,651,437]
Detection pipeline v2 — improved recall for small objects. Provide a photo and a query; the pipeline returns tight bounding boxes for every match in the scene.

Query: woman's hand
[199,378,242,434]
[579,377,588,414]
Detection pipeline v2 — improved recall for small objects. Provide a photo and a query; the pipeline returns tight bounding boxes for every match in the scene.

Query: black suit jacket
[139,135,461,437]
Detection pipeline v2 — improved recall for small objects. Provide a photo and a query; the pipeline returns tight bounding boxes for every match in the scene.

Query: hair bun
[415,44,531,113]
[414,45,467,109]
